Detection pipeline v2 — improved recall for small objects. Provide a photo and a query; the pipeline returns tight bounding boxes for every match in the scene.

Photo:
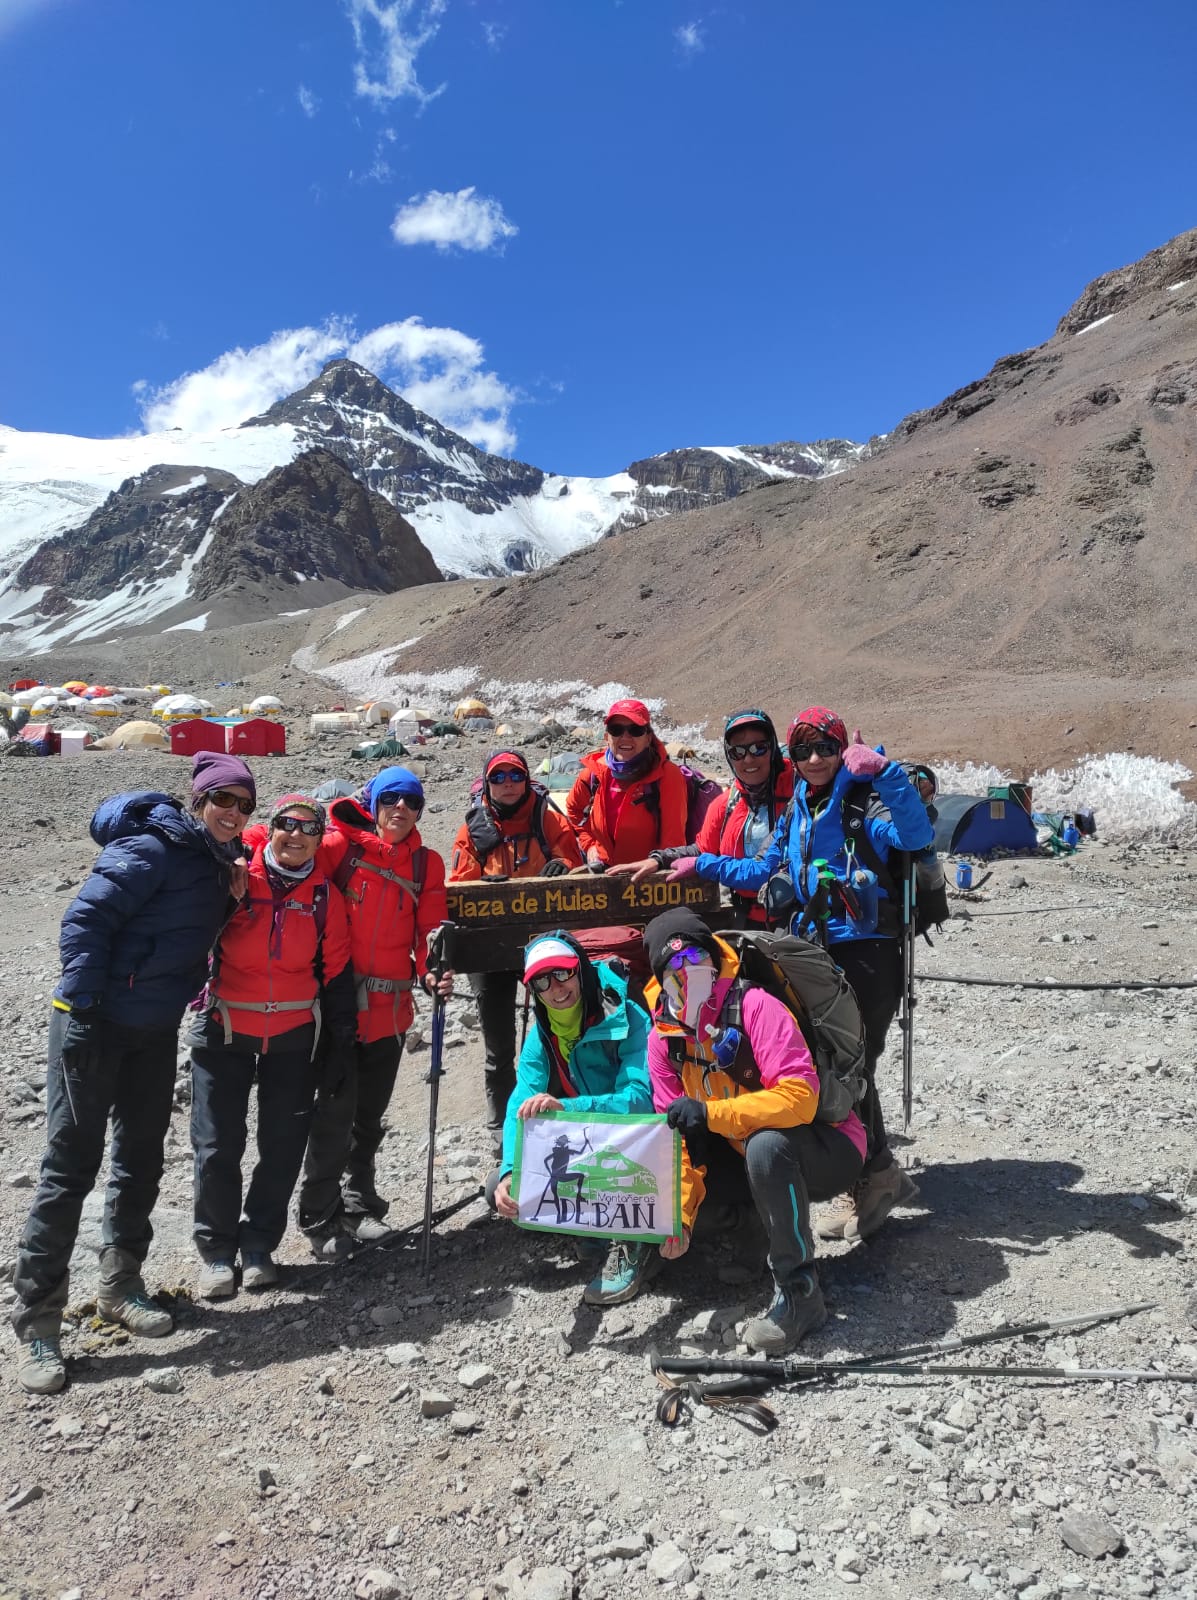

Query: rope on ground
[950,903,1110,917]
[916,974,1197,991]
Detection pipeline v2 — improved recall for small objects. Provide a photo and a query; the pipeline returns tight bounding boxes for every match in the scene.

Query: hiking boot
[307,1227,349,1262]
[339,1213,394,1245]
[570,1236,608,1267]
[97,1287,174,1338]
[744,1275,827,1353]
[196,1259,236,1300]
[582,1240,660,1307]
[842,1165,919,1242]
[17,1335,66,1395]
[241,1252,278,1290]
[815,1189,859,1241]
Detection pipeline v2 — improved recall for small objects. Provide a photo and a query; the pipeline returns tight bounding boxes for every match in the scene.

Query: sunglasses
[790,739,841,762]
[666,945,712,971]
[727,740,772,761]
[487,770,527,785]
[273,815,322,837]
[530,967,578,993]
[607,721,648,738]
[206,789,255,816]
[376,790,423,811]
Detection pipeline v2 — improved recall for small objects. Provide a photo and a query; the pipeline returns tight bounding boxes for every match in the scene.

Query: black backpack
[464,779,554,868]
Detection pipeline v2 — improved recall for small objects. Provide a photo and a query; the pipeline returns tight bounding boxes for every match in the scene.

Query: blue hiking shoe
[582,1240,660,1307]
[744,1274,826,1352]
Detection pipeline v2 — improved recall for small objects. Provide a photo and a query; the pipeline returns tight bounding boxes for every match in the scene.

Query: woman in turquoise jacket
[489,931,654,1307]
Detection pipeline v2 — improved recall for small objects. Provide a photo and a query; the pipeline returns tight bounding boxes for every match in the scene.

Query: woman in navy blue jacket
[671,706,933,1244]
[10,751,253,1395]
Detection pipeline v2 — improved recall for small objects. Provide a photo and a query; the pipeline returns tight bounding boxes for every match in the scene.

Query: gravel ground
[0,723,1194,1600]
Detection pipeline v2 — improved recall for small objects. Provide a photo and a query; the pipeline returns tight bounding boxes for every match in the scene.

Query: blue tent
[932,793,1039,857]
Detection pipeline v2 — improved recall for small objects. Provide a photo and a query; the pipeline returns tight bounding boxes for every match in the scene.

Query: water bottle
[1061,822,1080,849]
[849,869,879,935]
[707,1025,742,1070]
[955,861,973,891]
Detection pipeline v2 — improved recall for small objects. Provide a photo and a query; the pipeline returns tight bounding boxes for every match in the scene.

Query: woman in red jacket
[566,698,688,868]
[189,794,355,1298]
[612,708,794,927]
[297,766,451,1248]
[450,749,583,1143]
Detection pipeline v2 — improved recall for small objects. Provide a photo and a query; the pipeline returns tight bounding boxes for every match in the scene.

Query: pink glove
[841,730,887,780]
[666,857,699,881]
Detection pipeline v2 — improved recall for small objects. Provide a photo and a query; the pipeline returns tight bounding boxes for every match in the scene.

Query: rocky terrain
[0,720,1194,1600]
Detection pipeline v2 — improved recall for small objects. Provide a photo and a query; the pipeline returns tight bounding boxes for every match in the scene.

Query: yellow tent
[453,696,492,722]
[92,720,169,750]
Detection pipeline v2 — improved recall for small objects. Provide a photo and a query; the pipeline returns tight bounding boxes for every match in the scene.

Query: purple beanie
[191,750,257,806]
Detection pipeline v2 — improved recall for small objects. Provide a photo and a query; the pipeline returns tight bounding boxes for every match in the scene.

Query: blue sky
[2,0,1195,473]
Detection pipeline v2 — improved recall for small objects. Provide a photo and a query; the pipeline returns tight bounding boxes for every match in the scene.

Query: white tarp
[511,1112,680,1243]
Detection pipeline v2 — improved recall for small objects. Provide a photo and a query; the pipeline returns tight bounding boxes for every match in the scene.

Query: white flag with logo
[511,1111,681,1243]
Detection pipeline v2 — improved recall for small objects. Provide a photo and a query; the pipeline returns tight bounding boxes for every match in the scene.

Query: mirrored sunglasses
[607,721,648,737]
[666,945,712,971]
[376,790,423,811]
[530,967,577,993]
[273,815,322,836]
[487,769,527,785]
[206,788,255,816]
[790,739,840,762]
[727,739,772,761]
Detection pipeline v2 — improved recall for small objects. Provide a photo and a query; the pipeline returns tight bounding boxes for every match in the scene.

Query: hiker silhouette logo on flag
[512,1112,681,1243]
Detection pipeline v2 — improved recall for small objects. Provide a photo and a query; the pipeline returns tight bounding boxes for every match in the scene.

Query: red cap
[605,698,651,726]
[786,706,848,751]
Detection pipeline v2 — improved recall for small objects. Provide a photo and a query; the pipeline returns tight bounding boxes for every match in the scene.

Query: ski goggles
[273,815,322,836]
[487,769,527,785]
[726,739,772,761]
[606,720,648,737]
[529,967,578,993]
[665,945,712,970]
[789,738,841,762]
[375,789,423,812]
[205,789,256,816]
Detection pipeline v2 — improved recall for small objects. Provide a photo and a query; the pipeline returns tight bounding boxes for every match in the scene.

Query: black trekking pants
[832,937,903,1176]
[702,1124,863,1287]
[298,1034,404,1228]
[12,1008,177,1339]
[190,1024,317,1261]
[467,969,520,1128]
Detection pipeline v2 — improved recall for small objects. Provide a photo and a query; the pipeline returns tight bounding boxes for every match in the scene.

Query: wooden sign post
[445,872,725,973]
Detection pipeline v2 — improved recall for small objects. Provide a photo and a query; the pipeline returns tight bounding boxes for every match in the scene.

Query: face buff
[545,995,585,1062]
[663,954,716,1032]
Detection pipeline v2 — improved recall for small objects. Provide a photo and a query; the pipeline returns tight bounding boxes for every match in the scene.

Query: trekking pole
[519,981,532,1051]
[420,923,453,1280]
[901,861,916,1132]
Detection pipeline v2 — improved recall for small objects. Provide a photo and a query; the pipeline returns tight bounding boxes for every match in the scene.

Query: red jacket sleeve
[566,770,601,858]
[543,806,584,868]
[319,883,353,983]
[448,823,481,882]
[696,787,733,854]
[656,762,690,849]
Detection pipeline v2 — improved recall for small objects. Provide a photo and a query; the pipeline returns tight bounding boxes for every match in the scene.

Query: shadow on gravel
[60,1157,1183,1390]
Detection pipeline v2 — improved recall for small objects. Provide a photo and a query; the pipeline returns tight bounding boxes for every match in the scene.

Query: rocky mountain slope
[0,362,859,649]
[387,227,1197,770]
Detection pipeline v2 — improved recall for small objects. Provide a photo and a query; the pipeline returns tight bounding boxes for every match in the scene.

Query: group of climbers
[11,694,934,1395]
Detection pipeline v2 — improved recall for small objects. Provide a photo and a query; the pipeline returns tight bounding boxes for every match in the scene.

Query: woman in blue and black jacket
[670,705,933,1245]
[10,751,253,1395]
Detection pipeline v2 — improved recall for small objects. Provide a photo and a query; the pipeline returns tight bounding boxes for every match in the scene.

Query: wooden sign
[445,871,724,973]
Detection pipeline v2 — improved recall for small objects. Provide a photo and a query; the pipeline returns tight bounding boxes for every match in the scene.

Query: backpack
[464,779,554,866]
[331,841,428,905]
[721,929,867,1124]
[582,763,722,847]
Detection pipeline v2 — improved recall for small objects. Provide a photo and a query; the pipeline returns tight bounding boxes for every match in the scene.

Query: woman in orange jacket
[295,766,451,1247]
[566,698,688,868]
[189,793,355,1298]
[449,749,583,1141]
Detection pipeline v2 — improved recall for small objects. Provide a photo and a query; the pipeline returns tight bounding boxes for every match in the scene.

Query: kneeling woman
[490,933,654,1306]
[189,794,356,1297]
[644,908,866,1352]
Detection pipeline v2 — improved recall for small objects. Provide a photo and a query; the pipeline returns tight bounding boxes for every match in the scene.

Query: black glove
[666,1095,709,1165]
[542,858,569,877]
[60,1009,104,1074]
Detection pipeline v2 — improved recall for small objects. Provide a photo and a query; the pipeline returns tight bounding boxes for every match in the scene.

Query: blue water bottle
[708,1026,742,1070]
[955,861,973,891]
[849,869,879,935]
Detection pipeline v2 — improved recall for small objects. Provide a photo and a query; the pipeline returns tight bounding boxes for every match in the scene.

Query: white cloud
[344,0,446,108]
[390,186,517,253]
[297,83,320,117]
[481,21,505,51]
[134,316,520,455]
[675,20,705,56]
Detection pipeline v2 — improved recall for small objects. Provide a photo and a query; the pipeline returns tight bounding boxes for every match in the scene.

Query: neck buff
[544,995,584,1062]
[605,745,654,782]
[489,792,526,822]
[662,956,716,1032]
[263,842,317,885]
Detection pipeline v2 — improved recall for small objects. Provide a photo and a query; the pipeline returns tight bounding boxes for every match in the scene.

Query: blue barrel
[1062,822,1080,848]
[955,861,973,890]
